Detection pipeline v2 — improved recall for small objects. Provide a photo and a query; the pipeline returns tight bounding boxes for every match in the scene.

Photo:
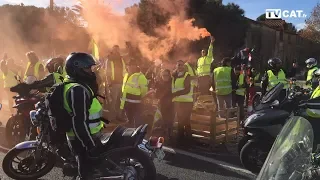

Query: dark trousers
[160,101,174,136]
[198,75,211,95]
[233,95,245,120]
[174,102,193,143]
[124,102,142,128]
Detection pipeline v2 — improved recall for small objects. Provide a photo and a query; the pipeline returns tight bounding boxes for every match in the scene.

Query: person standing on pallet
[212,57,236,118]
[172,60,193,147]
[196,36,215,95]
[233,65,247,122]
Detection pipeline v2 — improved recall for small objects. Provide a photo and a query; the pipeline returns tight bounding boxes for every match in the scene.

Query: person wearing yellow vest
[1,59,20,113]
[185,62,197,100]
[261,58,292,102]
[106,45,127,122]
[233,66,247,121]
[120,60,148,127]
[172,60,193,147]
[212,57,235,118]
[24,51,45,81]
[305,58,318,89]
[197,36,215,95]
[24,57,65,92]
[63,53,104,180]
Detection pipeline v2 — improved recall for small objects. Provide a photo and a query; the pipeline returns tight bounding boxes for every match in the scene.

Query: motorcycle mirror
[271,100,279,107]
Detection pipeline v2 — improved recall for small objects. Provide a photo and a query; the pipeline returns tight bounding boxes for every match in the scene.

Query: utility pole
[49,0,54,57]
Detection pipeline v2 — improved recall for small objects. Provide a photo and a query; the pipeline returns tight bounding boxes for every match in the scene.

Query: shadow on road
[163,152,252,180]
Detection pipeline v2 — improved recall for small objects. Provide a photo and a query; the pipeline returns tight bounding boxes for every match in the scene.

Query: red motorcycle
[5,77,40,147]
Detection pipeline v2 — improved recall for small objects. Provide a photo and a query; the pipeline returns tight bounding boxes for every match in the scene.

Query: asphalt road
[0,101,256,180]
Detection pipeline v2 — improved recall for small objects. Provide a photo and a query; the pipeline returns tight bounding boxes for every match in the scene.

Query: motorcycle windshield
[257,116,314,180]
[261,83,284,104]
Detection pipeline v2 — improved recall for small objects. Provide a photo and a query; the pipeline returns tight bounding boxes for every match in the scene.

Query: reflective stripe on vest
[267,69,288,90]
[172,72,193,102]
[24,61,41,79]
[3,70,18,88]
[213,67,232,95]
[63,82,103,136]
[236,74,245,96]
[110,59,127,81]
[120,72,147,109]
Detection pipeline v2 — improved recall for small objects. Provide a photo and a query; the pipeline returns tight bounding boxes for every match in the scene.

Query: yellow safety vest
[24,61,41,80]
[110,59,127,81]
[306,67,318,88]
[172,72,193,102]
[185,62,197,87]
[120,72,148,109]
[267,69,288,90]
[3,70,18,88]
[254,73,260,87]
[63,82,104,137]
[197,44,213,76]
[213,66,232,96]
[236,74,245,96]
[46,72,64,92]
[306,86,320,118]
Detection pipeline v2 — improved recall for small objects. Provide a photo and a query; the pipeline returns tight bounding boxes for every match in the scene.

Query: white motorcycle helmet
[305,58,317,69]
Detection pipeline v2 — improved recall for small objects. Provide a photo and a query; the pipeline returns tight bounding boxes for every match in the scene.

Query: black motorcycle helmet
[45,57,64,73]
[268,58,282,70]
[65,52,96,83]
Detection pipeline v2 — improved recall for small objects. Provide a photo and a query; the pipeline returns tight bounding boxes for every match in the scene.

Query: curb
[0,145,9,153]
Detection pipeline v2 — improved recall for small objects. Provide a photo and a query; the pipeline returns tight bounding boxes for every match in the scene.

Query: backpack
[46,81,93,135]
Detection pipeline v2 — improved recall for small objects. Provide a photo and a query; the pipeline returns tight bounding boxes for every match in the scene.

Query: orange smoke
[79,0,211,61]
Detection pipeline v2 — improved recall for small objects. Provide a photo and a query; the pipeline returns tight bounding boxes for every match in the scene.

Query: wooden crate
[174,95,240,146]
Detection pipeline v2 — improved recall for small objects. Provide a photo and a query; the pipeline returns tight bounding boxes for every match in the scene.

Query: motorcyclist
[305,58,318,89]
[261,58,289,101]
[63,52,104,180]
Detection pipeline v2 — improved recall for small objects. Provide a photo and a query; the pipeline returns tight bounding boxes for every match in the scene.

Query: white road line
[162,146,256,177]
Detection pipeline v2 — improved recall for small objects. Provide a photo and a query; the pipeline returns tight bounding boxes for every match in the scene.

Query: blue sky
[0,0,317,30]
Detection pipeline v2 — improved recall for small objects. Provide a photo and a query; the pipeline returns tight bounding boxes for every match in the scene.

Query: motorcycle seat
[99,125,145,146]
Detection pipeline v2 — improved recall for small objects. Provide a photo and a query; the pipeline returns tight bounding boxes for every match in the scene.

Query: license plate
[154,149,165,160]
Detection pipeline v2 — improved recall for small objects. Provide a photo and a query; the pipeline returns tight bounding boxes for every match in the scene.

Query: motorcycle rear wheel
[107,148,156,180]
[5,115,26,147]
[2,147,56,180]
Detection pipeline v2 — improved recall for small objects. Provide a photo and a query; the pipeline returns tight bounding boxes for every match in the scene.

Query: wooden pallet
[174,95,240,147]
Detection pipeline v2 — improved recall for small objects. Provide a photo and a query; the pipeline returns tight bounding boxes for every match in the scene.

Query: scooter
[238,83,311,173]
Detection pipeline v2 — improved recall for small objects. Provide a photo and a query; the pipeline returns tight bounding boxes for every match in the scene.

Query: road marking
[162,146,256,177]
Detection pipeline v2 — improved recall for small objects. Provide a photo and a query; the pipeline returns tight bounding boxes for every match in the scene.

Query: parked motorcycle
[5,76,40,147]
[238,82,311,173]
[2,99,164,180]
[257,116,319,180]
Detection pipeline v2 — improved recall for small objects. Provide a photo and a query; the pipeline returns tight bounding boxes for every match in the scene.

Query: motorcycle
[5,75,40,147]
[238,82,311,173]
[2,99,165,180]
[257,116,319,180]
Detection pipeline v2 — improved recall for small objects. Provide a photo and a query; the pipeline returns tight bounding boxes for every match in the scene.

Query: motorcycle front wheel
[240,141,269,174]
[2,147,56,180]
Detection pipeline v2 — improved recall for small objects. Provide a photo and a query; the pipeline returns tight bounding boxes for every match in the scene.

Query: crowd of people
[1,36,320,179]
